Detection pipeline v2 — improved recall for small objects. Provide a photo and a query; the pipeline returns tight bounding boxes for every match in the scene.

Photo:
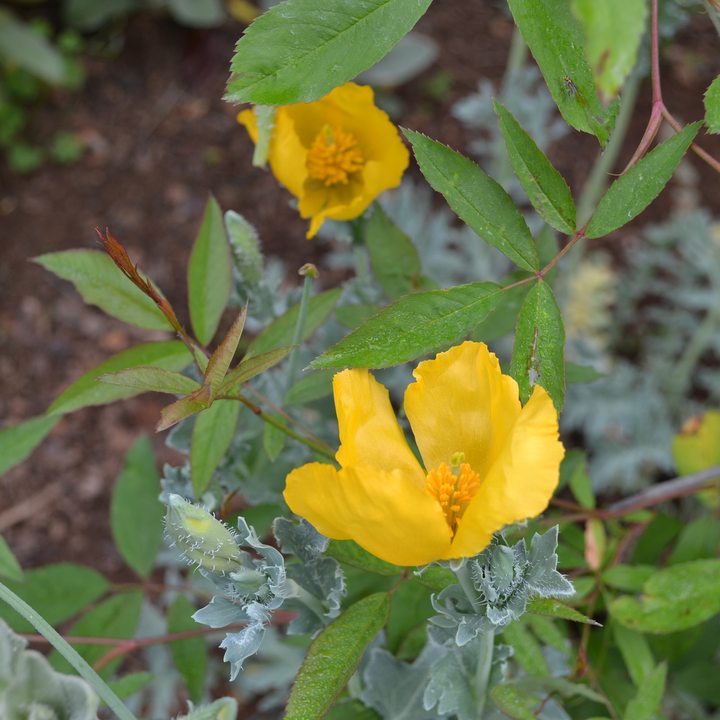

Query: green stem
[285,271,314,398]
[0,580,136,720]
[227,393,336,460]
[474,628,496,717]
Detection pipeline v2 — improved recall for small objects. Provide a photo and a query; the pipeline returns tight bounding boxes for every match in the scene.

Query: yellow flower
[237,83,409,239]
[284,342,565,566]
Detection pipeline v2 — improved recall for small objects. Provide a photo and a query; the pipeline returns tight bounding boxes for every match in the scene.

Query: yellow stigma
[424,461,481,536]
[306,124,364,186]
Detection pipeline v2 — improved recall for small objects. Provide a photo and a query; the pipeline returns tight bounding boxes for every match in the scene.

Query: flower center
[306,125,364,186]
[423,455,481,537]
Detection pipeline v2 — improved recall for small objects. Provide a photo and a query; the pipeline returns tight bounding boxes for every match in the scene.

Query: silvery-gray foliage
[0,619,98,720]
[431,527,573,646]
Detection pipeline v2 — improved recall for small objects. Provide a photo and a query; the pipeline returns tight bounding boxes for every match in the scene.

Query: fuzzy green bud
[165,494,243,574]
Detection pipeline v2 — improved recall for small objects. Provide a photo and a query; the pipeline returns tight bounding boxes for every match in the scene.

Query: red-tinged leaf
[204,305,247,398]
[98,367,201,395]
[157,384,212,432]
[219,346,296,395]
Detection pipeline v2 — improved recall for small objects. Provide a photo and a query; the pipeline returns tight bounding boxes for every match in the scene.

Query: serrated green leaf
[0,414,60,476]
[225,0,433,105]
[98,366,201,395]
[246,288,341,358]
[404,129,538,271]
[494,101,576,234]
[190,399,240,497]
[526,597,600,625]
[609,559,720,633]
[585,123,701,239]
[50,590,144,679]
[0,14,65,84]
[34,250,171,330]
[326,539,402,576]
[490,684,538,720]
[168,594,207,704]
[263,414,286,461]
[225,210,263,285]
[47,341,193,416]
[507,0,619,148]
[704,75,720,133]
[0,563,109,633]
[624,663,667,720]
[285,592,390,720]
[602,565,656,593]
[334,304,382,330]
[503,620,550,675]
[0,535,23,581]
[613,623,655,687]
[365,204,425,301]
[310,282,503,369]
[219,346,295,395]
[110,435,164,579]
[571,0,647,102]
[510,281,565,411]
[104,671,154,703]
[188,195,233,346]
[285,369,336,405]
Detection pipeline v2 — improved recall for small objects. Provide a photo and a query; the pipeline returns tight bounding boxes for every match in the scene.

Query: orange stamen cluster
[424,462,481,536]
[306,125,364,186]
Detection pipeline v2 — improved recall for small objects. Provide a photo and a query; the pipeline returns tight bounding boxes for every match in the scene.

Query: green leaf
[524,615,569,655]
[34,250,171,330]
[510,281,565,411]
[624,663,667,720]
[168,594,207,704]
[204,306,248,398]
[613,623,655,687]
[310,282,503,369]
[609,559,720,633]
[0,414,60,476]
[157,384,212,432]
[225,0,433,105]
[0,14,65,85]
[326,699,381,720]
[191,400,240,497]
[403,129,538,271]
[585,123,702,239]
[365,204,425,301]
[565,362,604,383]
[263,415,287,461]
[326,539,402,576]
[0,535,23,581]
[602,565,656,593]
[285,369,336,405]
[571,0,647,102]
[47,341,193,416]
[507,0,619,149]
[50,590,144,679]
[412,566,457,592]
[632,513,683,565]
[386,581,433,653]
[704,75,720,133]
[526,597,600,625]
[104,672,154,703]
[110,435,164,579]
[188,195,233,346]
[246,288,341,358]
[219,346,295,395]
[285,592,390,720]
[509,676,606,704]
[667,515,720,565]
[225,210,263,286]
[568,453,595,509]
[490,684,538,720]
[0,563,109,633]
[503,620,550,675]
[334,304,382,330]
[471,274,532,343]
[494,101,576,234]
[98,366,201,395]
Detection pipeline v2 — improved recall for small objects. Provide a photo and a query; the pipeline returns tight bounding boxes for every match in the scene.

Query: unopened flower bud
[165,494,243,574]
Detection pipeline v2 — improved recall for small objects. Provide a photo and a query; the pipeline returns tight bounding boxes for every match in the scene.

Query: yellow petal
[334,369,425,487]
[283,462,451,566]
[404,342,521,479]
[447,384,565,559]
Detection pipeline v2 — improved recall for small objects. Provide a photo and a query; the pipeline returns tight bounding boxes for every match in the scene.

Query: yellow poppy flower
[237,83,409,239]
[284,342,565,567]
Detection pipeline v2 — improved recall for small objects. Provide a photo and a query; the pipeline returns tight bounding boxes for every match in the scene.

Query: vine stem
[0,580,136,720]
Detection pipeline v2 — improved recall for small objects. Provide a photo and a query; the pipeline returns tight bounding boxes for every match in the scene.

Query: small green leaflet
[526,597,600,625]
[613,623,655,687]
[104,672,154,703]
[285,592,391,720]
[565,362,604,383]
[503,620,550,676]
[285,369,336,405]
[99,367,201,395]
[490,684,537,720]
[585,122,701,239]
[188,195,233,346]
[511,281,566,412]
[168,594,207,704]
[263,415,287,461]
[509,676,606,705]
[226,0,433,105]
[219,346,295,395]
[0,415,60,477]
[0,535,23,582]
[494,101,576,235]
[110,436,164,579]
[47,341,193,416]
[310,282,503,369]
[403,129,538,272]
[33,250,171,330]
[624,663,667,720]
[507,0,618,149]
[704,75,720,133]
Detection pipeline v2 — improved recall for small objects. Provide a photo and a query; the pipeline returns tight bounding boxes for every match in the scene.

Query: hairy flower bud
[165,494,243,574]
